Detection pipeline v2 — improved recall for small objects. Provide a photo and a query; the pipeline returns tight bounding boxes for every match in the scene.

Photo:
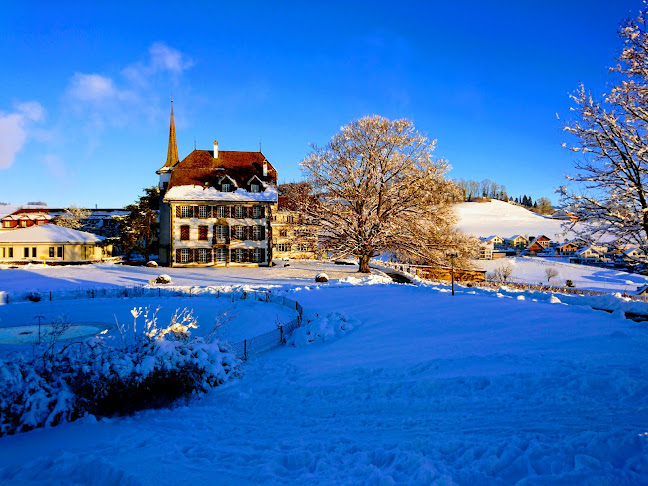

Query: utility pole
[446,250,458,296]
[34,315,45,344]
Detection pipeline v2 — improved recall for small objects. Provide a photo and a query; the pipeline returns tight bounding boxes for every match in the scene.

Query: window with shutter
[180,225,190,240]
[180,249,189,263]
[198,225,208,240]
[252,225,262,241]
[235,206,244,218]
[235,226,245,240]
[253,248,262,263]
[199,206,208,218]
[180,206,190,218]
[216,206,225,218]
[198,248,208,263]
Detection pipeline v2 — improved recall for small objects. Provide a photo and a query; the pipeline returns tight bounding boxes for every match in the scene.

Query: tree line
[453,178,553,215]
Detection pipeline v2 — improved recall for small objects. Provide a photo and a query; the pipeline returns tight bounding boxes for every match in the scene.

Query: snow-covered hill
[455,199,571,240]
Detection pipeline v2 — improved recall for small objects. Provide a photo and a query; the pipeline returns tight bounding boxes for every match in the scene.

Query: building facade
[0,224,111,263]
[272,196,319,260]
[157,107,278,267]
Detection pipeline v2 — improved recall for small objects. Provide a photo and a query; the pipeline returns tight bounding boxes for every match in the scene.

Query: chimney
[263,159,268,177]
[213,140,219,158]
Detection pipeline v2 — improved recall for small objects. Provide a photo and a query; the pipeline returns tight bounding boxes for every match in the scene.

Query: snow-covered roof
[480,235,501,242]
[164,185,278,203]
[0,224,104,244]
[2,213,51,221]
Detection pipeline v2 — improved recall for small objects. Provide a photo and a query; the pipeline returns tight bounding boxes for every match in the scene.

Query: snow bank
[288,312,359,347]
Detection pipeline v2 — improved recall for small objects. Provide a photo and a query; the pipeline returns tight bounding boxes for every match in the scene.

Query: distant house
[478,241,493,260]
[480,235,505,249]
[570,245,608,264]
[507,235,528,248]
[622,247,646,261]
[1,208,51,232]
[0,224,112,263]
[526,240,545,255]
[551,209,578,221]
[557,241,580,255]
[534,235,552,249]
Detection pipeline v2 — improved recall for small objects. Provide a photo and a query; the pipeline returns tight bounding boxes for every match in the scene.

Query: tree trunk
[358,254,371,273]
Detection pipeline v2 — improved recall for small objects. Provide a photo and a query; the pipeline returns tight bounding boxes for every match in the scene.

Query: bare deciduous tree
[562,8,648,250]
[54,205,91,229]
[300,115,475,273]
[490,263,513,283]
[544,267,559,283]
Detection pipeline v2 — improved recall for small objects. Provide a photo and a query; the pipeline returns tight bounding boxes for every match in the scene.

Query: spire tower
[157,99,179,174]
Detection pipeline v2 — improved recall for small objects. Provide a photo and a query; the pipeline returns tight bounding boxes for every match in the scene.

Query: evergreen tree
[117,187,160,262]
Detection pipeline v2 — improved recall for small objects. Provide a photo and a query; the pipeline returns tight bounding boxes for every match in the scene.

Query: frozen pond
[0,322,109,344]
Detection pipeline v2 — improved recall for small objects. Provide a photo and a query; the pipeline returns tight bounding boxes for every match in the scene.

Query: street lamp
[446,250,458,296]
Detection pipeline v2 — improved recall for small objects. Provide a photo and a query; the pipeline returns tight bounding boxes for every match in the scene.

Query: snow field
[0,282,646,485]
[455,199,574,240]
[475,256,648,294]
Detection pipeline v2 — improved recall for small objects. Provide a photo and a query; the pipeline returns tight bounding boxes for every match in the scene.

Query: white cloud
[149,42,193,74]
[65,43,192,129]
[0,102,45,170]
[122,42,193,85]
[67,73,117,102]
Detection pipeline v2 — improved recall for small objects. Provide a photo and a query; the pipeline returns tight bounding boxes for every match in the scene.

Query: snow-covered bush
[288,312,359,347]
[146,261,158,267]
[0,307,240,436]
[150,274,172,285]
[315,273,329,283]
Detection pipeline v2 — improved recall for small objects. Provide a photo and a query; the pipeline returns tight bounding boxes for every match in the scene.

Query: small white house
[480,235,505,248]
[0,224,111,263]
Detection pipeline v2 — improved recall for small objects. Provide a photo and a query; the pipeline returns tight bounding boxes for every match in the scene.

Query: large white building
[157,104,278,267]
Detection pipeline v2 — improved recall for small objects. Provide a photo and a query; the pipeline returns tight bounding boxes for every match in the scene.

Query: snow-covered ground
[0,263,647,485]
[475,256,648,293]
[456,199,575,240]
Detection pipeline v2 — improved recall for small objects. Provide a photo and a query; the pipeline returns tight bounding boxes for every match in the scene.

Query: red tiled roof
[167,150,277,190]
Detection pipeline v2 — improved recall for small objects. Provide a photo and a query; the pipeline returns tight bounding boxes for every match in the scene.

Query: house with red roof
[157,103,278,267]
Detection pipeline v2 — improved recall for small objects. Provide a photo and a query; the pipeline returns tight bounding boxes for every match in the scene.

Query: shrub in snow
[27,292,41,302]
[287,312,359,347]
[146,261,158,267]
[566,279,575,288]
[150,274,172,285]
[0,307,239,437]
[315,273,329,283]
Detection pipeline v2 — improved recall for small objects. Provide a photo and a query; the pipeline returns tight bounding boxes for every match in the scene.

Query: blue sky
[0,1,642,208]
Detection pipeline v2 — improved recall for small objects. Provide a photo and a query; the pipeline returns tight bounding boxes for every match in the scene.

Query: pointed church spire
[165,98,179,168]
[157,99,180,174]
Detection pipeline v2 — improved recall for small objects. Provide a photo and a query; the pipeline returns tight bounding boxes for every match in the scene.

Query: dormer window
[222,183,231,192]
[250,183,260,193]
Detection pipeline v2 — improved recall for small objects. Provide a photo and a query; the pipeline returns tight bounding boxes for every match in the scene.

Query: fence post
[243,339,247,360]
[49,291,52,301]
[279,325,283,344]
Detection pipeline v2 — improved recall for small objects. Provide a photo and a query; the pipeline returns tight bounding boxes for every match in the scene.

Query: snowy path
[1,284,647,485]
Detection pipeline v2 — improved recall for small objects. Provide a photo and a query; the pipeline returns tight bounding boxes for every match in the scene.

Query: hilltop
[455,199,570,240]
